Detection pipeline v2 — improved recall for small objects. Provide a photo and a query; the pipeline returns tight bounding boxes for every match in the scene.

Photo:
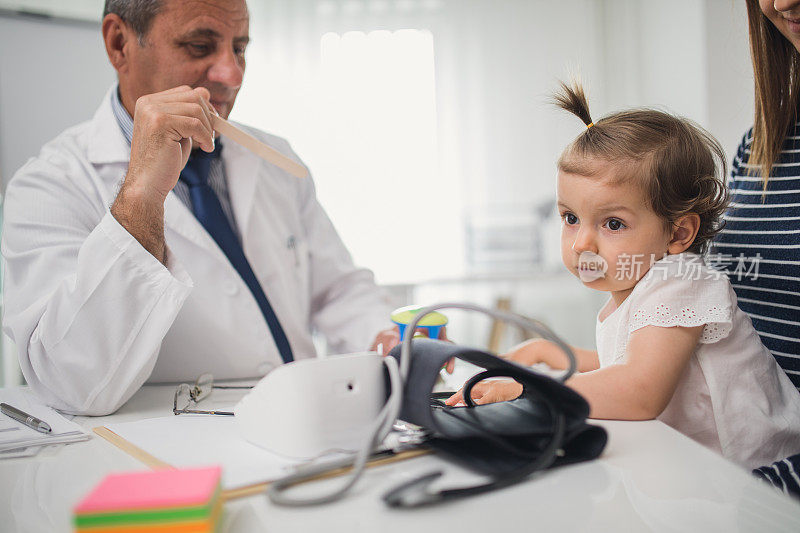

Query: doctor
[1,0,398,415]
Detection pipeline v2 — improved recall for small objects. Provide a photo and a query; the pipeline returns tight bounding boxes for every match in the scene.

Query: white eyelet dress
[595,253,800,469]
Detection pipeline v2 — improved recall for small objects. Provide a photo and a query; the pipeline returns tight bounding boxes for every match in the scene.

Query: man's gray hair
[103,0,164,44]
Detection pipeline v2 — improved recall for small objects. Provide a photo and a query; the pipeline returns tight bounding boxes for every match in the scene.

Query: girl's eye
[563,213,578,225]
[606,218,625,231]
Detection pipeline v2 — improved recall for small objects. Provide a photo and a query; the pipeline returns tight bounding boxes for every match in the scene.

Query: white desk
[1,384,799,532]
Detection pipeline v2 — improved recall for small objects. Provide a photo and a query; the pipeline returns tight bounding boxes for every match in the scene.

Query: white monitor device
[234,352,386,459]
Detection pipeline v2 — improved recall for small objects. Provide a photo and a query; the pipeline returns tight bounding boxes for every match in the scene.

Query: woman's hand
[444,379,523,406]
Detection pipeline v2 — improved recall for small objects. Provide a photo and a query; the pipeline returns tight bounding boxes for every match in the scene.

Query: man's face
[122,0,249,118]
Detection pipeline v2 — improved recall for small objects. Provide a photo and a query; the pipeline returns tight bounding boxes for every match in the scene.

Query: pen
[0,403,51,434]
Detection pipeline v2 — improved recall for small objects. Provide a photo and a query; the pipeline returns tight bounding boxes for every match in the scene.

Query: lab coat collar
[162,138,259,271]
[221,129,258,239]
[163,193,231,266]
[87,85,131,165]
[85,85,259,260]
[163,139,258,264]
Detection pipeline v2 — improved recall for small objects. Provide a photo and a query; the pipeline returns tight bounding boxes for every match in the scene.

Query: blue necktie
[180,144,294,363]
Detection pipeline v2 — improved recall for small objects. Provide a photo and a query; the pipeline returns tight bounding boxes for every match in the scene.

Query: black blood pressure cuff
[384,339,607,506]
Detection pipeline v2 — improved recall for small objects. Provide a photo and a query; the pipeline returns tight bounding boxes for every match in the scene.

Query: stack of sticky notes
[73,466,222,532]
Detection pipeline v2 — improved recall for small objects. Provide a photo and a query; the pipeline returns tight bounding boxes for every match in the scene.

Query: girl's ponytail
[553,80,593,129]
[553,78,729,254]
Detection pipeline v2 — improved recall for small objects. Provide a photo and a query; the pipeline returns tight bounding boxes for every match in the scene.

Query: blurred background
[0,0,753,385]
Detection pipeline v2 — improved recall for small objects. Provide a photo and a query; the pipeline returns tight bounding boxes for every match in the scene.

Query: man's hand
[111,86,217,263]
[445,379,523,406]
[370,326,454,373]
[371,327,401,354]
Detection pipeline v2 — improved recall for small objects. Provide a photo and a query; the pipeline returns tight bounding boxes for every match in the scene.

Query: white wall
[0,1,756,381]
[704,0,754,159]
[0,14,114,186]
[0,2,752,190]
[602,0,752,162]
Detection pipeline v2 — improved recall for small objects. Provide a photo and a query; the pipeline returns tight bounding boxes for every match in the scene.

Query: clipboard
[93,426,429,501]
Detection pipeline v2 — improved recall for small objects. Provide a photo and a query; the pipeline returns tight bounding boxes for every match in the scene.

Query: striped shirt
[109,86,240,237]
[709,123,800,391]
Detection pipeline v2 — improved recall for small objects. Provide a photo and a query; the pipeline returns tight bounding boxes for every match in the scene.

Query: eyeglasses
[172,373,251,416]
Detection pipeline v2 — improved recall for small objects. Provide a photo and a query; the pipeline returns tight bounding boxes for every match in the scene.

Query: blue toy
[390,305,448,341]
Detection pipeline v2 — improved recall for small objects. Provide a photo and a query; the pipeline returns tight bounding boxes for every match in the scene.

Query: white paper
[105,415,348,490]
[0,388,89,452]
[0,445,41,459]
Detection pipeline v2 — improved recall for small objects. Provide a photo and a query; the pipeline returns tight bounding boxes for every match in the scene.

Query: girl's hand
[504,339,600,373]
[503,338,560,366]
[444,380,523,406]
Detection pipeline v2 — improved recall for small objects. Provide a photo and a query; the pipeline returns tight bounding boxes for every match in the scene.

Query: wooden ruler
[93,426,173,470]
[93,426,429,501]
[211,115,308,179]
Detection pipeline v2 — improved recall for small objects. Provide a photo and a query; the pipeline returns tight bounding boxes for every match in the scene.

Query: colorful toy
[390,305,448,341]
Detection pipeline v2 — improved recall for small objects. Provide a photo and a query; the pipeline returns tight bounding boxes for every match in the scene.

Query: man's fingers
[157,103,214,136]
[371,327,400,353]
[137,87,216,133]
[136,86,195,109]
[159,85,194,95]
[179,137,193,168]
[168,116,215,152]
[194,89,218,118]
[192,86,211,102]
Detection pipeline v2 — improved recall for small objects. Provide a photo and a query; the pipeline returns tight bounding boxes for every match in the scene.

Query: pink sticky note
[75,466,221,514]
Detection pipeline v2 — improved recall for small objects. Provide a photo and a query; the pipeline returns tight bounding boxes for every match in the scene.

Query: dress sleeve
[627,259,734,344]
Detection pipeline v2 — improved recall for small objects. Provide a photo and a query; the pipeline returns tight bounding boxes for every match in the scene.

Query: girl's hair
[553,80,729,255]
[745,0,800,184]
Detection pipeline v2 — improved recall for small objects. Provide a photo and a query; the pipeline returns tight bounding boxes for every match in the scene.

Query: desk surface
[1,384,799,533]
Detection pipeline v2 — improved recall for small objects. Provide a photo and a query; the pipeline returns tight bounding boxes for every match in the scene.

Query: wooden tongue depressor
[211,115,308,179]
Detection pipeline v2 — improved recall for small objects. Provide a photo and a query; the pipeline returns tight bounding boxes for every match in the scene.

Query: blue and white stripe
[709,124,800,392]
[754,454,800,497]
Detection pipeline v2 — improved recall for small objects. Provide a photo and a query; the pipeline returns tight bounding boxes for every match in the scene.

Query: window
[312,29,460,284]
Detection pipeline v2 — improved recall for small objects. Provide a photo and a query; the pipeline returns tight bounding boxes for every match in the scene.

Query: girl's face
[558,164,674,303]
[760,0,800,52]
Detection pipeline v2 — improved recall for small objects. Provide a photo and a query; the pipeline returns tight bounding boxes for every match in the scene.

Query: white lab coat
[2,87,391,415]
